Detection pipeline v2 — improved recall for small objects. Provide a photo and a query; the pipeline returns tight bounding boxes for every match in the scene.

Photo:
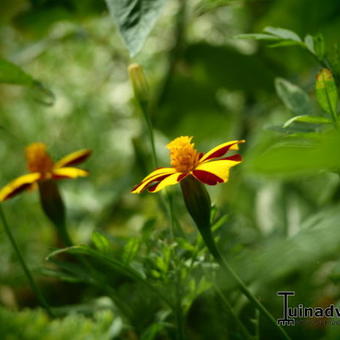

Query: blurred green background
[1,0,340,339]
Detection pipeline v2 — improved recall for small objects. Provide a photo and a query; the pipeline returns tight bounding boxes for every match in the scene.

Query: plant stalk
[0,206,54,317]
[200,226,291,340]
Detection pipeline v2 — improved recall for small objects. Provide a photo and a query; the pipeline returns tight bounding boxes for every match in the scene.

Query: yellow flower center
[26,143,54,176]
[167,136,200,173]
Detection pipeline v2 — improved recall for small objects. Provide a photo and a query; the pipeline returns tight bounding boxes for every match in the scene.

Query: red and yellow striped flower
[0,143,91,202]
[132,136,245,194]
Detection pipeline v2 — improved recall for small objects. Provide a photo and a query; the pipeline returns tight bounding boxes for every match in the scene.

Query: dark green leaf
[105,0,167,56]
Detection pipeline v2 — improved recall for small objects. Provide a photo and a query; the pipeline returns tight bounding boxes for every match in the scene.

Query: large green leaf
[246,130,340,176]
[226,204,340,288]
[105,0,168,56]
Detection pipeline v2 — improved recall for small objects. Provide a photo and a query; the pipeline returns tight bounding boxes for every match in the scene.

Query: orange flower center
[26,143,54,176]
[167,136,200,173]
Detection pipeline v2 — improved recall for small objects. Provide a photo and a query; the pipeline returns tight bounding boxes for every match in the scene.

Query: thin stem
[168,192,186,340]
[214,284,253,340]
[140,100,158,168]
[0,206,54,317]
[137,74,186,340]
[200,228,291,340]
[255,308,260,340]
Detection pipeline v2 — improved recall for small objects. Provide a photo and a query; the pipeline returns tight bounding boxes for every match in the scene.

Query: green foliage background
[1,0,340,339]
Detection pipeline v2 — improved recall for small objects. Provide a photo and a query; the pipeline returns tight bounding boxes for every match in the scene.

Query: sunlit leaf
[283,115,332,128]
[315,68,338,118]
[105,0,168,56]
[263,26,302,42]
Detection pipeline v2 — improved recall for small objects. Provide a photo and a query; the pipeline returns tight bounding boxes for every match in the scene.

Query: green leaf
[283,115,332,128]
[246,130,340,176]
[315,68,338,118]
[0,58,35,85]
[0,57,55,105]
[91,231,111,253]
[227,204,340,289]
[313,34,325,60]
[235,33,281,41]
[0,305,113,340]
[304,34,325,60]
[264,26,302,42]
[105,0,167,56]
[275,78,312,115]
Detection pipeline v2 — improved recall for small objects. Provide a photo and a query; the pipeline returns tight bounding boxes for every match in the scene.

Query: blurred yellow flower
[0,143,91,202]
[132,136,244,193]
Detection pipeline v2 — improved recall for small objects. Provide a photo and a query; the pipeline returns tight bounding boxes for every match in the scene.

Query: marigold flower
[0,143,91,202]
[131,136,245,193]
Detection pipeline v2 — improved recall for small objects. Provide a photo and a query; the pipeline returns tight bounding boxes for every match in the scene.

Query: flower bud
[128,63,149,108]
[180,176,211,232]
[38,180,72,246]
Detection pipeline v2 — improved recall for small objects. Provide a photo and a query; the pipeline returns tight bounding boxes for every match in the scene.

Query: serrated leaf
[283,115,332,128]
[264,26,302,42]
[316,68,338,118]
[105,0,168,56]
[275,78,312,115]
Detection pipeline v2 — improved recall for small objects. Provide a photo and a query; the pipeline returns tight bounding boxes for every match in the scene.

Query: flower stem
[0,206,54,317]
[213,284,253,340]
[199,226,291,340]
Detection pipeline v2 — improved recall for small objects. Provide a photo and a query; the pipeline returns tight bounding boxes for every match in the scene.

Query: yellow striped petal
[143,167,177,181]
[0,173,41,202]
[148,173,185,193]
[54,149,92,169]
[199,140,245,163]
[195,159,241,183]
[131,168,177,194]
[52,167,89,179]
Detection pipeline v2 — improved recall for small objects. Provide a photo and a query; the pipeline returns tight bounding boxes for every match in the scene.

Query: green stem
[139,85,186,340]
[0,206,54,317]
[200,227,291,340]
[214,284,253,340]
[166,184,185,340]
[140,100,158,168]
[255,308,260,340]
